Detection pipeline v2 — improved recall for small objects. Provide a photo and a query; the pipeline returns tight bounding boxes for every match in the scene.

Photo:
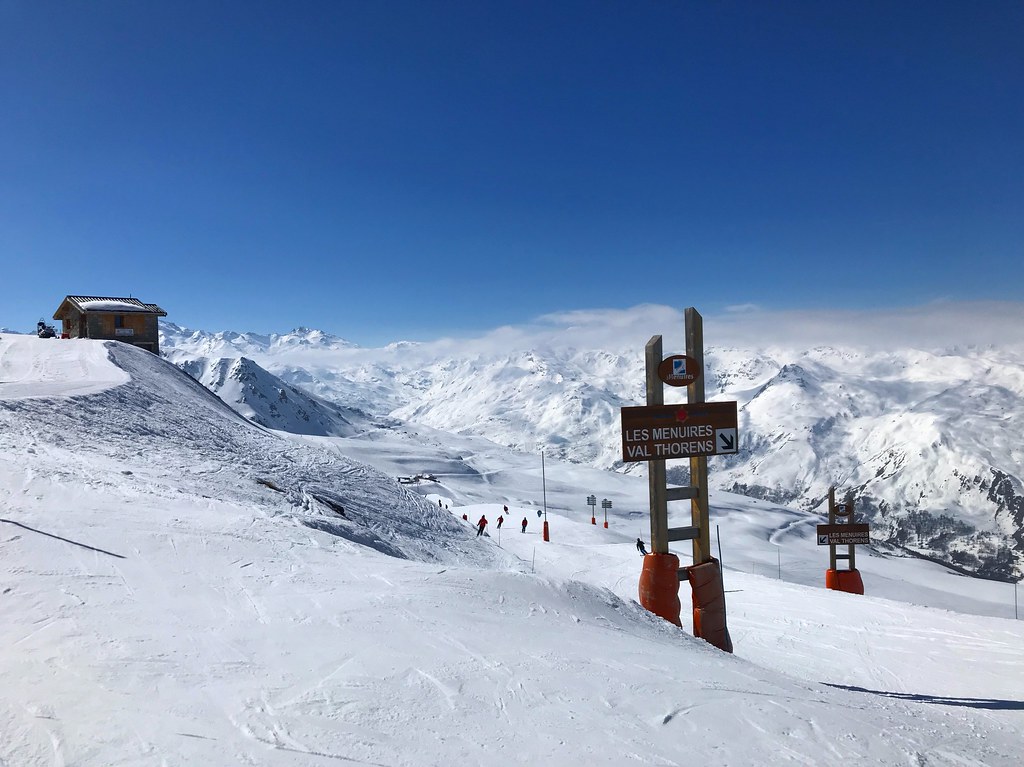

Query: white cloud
[722,303,762,314]
[389,301,1024,357]
[220,301,1024,367]
[707,300,1024,351]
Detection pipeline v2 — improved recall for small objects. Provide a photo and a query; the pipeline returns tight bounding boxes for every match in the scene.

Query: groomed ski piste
[2,333,1022,766]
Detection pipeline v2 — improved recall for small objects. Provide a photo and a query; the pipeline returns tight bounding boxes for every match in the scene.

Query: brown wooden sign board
[816,523,870,545]
[657,354,701,387]
[621,402,738,461]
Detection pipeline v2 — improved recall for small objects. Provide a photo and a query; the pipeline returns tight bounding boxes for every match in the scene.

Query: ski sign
[816,523,870,545]
[656,354,700,387]
[620,402,739,462]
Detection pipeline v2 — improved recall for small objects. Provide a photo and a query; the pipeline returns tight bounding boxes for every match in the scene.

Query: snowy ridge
[163,322,1024,578]
[176,355,366,437]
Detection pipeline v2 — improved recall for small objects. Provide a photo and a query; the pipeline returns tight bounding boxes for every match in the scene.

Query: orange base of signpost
[542,520,550,542]
[591,516,596,525]
[825,569,864,594]
[683,558,733,653]
[638,554,681,627]
[603,520,608,529]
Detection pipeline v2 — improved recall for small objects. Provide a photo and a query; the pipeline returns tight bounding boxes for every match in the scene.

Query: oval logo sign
[657,355,700,387]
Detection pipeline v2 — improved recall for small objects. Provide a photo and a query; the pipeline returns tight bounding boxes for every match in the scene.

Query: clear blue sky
[2,1,1021,345]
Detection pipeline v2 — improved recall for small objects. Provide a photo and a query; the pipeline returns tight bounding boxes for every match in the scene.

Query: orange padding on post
[684,558,734,654]
[825,569,864,594]
[638,553,681,627]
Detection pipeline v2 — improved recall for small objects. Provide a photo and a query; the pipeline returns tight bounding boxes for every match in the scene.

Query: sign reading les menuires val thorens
[620,402,739,461]
[816,523,870,545]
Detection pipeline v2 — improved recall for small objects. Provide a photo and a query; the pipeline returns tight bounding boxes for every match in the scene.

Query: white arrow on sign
[716,428,737,453]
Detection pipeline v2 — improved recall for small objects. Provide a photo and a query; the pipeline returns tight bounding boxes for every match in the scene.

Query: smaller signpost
[587,494,597,525]
[818,488,868,594]
[816,524,870,546]
[601,498,612,528]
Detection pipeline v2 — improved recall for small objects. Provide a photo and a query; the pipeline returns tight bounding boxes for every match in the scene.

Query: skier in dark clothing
[636,538,648,556]
[496,515,504,530]
[521,517,528,533]
[477,516,488,536]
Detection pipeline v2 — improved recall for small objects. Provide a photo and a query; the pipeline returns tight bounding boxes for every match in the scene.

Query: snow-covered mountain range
[160,321,1024,579]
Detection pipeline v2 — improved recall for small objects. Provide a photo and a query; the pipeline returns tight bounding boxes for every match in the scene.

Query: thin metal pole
[1015,580,1018,620]
[541,452,550,542]
[542,452,547,520]
[828,486,837,571]
[716,524,727,597]
[777,548,781,579]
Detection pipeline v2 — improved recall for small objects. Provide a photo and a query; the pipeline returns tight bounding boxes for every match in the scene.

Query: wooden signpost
[820,487,867,594]
[631,308,735,652]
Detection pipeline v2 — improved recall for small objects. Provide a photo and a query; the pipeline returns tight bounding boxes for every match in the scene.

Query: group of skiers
[474,506,530,536]
[454,500,652,556]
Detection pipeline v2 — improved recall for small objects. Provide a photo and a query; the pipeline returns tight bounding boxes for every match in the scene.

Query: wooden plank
[667,526,700,542]
[666,486,699,501]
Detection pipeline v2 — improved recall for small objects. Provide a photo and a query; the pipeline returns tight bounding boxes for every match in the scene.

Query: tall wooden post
[846,493,857,571]
[646,336,669,554]
[685,307,712,564]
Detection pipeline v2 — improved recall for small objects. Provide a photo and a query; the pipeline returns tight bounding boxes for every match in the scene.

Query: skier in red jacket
[476,516,487,536]
[521,517,528,533]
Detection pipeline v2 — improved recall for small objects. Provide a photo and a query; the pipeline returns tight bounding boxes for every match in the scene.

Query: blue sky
[2,1,1021,345]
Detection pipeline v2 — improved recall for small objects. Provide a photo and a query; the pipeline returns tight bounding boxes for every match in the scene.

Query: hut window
[115,315,124,328]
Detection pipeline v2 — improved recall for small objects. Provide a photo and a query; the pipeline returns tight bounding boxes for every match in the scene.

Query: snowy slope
[161,322,1024,578]
[2,333,1024,765]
